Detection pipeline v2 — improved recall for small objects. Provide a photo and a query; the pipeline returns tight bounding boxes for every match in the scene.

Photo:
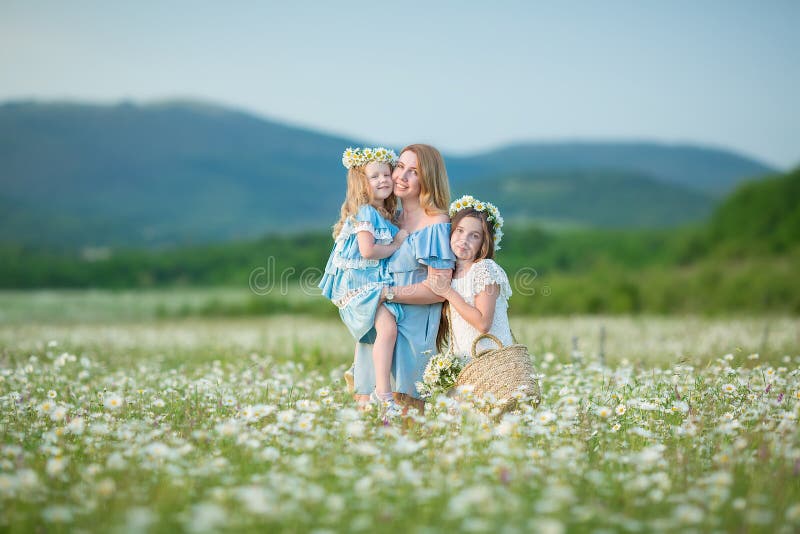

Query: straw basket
[455,333,541,415]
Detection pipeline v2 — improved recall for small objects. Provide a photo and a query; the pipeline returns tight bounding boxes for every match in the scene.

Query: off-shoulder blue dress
[318,205,401,342]
[353,222,456,399]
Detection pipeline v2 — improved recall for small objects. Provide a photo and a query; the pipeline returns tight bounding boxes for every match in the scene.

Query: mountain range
[0,99,776,250]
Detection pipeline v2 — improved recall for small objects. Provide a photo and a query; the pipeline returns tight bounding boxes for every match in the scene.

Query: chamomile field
[1,290,799,532]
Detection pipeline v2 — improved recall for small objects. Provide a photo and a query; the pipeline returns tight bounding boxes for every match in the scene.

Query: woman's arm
[430,278,500,334]
[357,229,408,260]
[382,266,451,304]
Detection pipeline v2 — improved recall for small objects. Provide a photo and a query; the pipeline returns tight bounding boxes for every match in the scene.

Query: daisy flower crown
[449,195,505,250]
[342,147,398,170]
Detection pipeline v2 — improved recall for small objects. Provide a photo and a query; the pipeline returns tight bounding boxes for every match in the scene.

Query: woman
[353,144,455,413]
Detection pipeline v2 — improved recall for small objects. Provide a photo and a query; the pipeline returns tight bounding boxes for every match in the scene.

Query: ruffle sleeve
[318,243,339,299]
[349,205,396,245]
[332,205,398,266]
[470,259,512,300]
[414,223,456,270]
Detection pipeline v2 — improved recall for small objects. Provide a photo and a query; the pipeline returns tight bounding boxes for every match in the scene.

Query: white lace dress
[449,259,514,362]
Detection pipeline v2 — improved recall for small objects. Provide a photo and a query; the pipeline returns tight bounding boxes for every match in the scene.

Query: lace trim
[470,260,512,299]
[471,260,512,300]
[336,221,394,245]
[331,255,380,270]
[332,281,385,309]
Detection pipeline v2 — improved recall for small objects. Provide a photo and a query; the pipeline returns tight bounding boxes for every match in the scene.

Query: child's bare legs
[373,305,396,396]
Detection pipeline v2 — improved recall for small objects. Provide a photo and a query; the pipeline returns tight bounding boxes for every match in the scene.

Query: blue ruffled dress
[319,205,401,342]
[353,222,456,399]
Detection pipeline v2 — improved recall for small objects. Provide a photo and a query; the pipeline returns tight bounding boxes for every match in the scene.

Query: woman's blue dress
[318,205,400,342]
[353,222,455,399]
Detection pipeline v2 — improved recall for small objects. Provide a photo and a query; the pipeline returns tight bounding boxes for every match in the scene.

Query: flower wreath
[448,195,504,250]
[341,147,398,170]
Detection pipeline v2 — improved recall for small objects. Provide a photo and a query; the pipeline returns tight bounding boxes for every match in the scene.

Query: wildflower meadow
[1,311,799,532]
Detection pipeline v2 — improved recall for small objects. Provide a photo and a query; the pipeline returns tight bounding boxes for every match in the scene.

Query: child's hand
[394,229,409,244]
[426,270,452,297]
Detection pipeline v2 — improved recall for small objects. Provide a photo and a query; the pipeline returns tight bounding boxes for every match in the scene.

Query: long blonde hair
[400,144,450,215]
[332,163,398,239]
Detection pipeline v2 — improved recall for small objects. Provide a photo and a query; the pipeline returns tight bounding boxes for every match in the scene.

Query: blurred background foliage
[2,161,798,316]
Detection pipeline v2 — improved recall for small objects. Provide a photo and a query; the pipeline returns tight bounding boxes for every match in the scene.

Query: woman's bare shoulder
[424,212,450,225]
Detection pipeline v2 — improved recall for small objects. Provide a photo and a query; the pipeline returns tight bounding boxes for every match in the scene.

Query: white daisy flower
[45,456,67,476]
[596,406,612,418]
[67,417,85,435]
[103,394,123,410]
[50,405,67,422]
[537,411,556,425]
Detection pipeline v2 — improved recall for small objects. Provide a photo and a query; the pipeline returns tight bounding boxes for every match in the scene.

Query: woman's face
[451,216,484,262]
[392,150,421,200]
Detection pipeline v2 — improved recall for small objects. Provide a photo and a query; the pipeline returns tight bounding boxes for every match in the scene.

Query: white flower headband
[341,147,398,170]
[449,195,505,250]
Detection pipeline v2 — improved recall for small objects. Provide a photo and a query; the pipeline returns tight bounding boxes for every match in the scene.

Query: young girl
[319,147,406,415]
[426,195,513,360]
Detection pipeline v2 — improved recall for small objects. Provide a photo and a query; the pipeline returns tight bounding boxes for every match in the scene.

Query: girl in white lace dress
[426,196,513,361]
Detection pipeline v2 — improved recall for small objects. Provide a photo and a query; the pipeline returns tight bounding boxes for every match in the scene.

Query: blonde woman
[353,144,455,413]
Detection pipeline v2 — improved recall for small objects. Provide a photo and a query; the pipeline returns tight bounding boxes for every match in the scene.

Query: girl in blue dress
[319,147,407,415]
[352,144,456,413]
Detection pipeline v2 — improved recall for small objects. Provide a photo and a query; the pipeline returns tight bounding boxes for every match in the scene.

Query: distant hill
[0,100,777,249]
[706,166,800,254]
[446,142,773,196]
[0,99,356,249]
[3,168,799,316]
[454,170,713,228]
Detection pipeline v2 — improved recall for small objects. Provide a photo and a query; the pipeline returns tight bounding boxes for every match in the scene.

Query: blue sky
[1,0,798,168]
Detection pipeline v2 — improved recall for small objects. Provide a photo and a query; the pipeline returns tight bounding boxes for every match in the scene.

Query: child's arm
[357,229,409,260]
[428,276,500,334]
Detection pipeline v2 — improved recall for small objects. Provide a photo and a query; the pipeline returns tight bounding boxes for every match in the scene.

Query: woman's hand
[394,229,409,244]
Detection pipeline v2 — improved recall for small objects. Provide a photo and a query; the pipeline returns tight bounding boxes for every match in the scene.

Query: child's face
[365,161,394,202]
[451,216,484,262]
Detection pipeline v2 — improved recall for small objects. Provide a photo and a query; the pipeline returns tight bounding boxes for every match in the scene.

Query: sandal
[343,364,355,393]
[370,391,402,419]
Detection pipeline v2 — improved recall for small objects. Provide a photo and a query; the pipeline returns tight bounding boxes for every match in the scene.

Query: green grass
[0,287,337,324]
[0,291,799,532]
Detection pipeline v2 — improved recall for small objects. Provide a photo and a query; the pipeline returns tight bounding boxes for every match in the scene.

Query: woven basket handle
[471,333,503,360]
[446,305,456,357]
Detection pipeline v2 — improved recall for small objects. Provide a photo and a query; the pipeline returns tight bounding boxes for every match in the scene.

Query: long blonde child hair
[399,144,451,215]
[332,163,398,239]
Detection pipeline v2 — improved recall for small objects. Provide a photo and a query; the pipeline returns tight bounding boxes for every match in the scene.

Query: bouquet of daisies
[415,351,464,399]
